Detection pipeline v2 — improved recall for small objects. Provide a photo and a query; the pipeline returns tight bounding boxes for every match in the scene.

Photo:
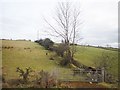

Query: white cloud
[0,0,118,48]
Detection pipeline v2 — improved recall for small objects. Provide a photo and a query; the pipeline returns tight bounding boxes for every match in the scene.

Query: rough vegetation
[16,67,33,83]
[2,40,118,88]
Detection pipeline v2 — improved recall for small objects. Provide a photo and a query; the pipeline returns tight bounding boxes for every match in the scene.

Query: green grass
[2,40,73,80]
[2,40,118,82]
[75,46,118,78]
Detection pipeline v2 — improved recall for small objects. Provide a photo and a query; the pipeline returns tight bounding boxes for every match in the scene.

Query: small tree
[35,38,54,50]
[55,43,67,57]
[43,38,54,50]
[16,67,33,83]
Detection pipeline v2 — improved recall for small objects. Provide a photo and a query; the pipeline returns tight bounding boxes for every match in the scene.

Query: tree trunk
[65,43,73,65]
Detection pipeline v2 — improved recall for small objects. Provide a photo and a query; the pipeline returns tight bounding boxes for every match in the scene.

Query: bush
[35,38,54,50]
[35,70,57,88]
[43,38,54,50]
[54,44,67,57]
[16,67,33,83]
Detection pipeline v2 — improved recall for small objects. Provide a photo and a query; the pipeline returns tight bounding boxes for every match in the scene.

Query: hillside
[75,45,118,78]
[2,40,118,86]
[2,40,73,81]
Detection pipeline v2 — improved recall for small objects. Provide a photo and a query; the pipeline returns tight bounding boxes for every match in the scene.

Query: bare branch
[44,2,83,59]
[44,18,66,40]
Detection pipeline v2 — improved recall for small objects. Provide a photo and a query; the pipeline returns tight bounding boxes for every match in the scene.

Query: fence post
[101,67,105,82]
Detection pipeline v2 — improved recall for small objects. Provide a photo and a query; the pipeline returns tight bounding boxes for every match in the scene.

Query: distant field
[2,40,118,83]
[75,45,118,78]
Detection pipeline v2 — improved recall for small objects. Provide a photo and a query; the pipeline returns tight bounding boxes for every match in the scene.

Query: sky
[0,0,119,48]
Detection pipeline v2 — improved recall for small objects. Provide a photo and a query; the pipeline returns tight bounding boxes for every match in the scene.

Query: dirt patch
[60,81,107,88]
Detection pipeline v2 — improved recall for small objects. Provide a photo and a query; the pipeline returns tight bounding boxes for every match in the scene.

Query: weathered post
[101,67,105,82]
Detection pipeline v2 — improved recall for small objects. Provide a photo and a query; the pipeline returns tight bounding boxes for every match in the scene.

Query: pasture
[2,40,118,88]
[75,45,118,78]
[2,40,73,80]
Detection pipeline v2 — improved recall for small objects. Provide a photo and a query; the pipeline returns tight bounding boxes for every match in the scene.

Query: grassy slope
[2,40,118,81]
[2,40,72,80]
[75,46,118,78]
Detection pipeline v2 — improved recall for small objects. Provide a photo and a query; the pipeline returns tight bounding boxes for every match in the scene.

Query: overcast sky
[0,0,119,48]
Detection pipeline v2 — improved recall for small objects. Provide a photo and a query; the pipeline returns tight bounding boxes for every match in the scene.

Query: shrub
[35,70,57,88]
[16,67,33,83]
[35,38,54,50]
[54,44,67,57]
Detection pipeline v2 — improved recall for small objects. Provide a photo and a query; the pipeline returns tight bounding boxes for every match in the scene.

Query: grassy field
[2,40,118,83]
[2,40,73,80]
[75,46,118,78]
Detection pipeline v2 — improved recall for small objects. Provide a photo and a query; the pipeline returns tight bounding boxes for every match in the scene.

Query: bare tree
[16,67,33,83]
[45,2,82,66]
